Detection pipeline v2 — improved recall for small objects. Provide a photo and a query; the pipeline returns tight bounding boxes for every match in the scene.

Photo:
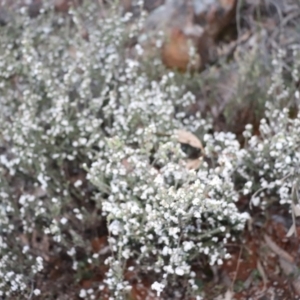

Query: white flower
[22,245,29,254]
[60,217,68,224]
[251,197,260,207]
[33,289,41,296]
[108,220,122,236]
[79,289,87,298]
[151,281,165,296]
[74,180,83,187]
[163,265,174,274]
[175,267,185,276]
[67,248,76,256]
[183,241,194,252]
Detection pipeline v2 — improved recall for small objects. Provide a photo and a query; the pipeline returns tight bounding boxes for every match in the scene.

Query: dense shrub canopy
[0,1,299,299]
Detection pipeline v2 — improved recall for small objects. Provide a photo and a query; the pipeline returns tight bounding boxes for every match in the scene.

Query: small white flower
[67,248,76,256]
[245,181,253,189]
[163,265,174,274]
[183,241,194,252]
[251,197,260,206]
[74,180,82,187]
[33,289,41,296]
[22,245,29,254]
[175,267,185,276]
[285,156,291,164]
[79,289,87,298]
[151,281,165,296]
[51,197,58,203]
[60,217,68,224]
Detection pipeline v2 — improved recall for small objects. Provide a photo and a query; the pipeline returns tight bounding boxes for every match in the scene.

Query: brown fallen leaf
[176,129,204,152]
[185,158,202,170]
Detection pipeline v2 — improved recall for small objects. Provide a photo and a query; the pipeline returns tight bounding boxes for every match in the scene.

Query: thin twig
[235,0,243,40]
[250,186,268,209]
[27,280,34,299]
[230,245,243,292]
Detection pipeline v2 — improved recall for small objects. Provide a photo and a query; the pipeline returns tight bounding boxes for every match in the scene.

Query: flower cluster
[0,1,140,297]
[0,1,214,298]
[237,47,300,209]
[0,0,299,299]
[88,128,249,298]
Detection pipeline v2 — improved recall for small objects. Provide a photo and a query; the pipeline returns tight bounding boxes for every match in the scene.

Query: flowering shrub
[238,48,300,209]
[88,129,249,298]
[0,1,142,297]
[0,0,299,299]
[239,106,300,208]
